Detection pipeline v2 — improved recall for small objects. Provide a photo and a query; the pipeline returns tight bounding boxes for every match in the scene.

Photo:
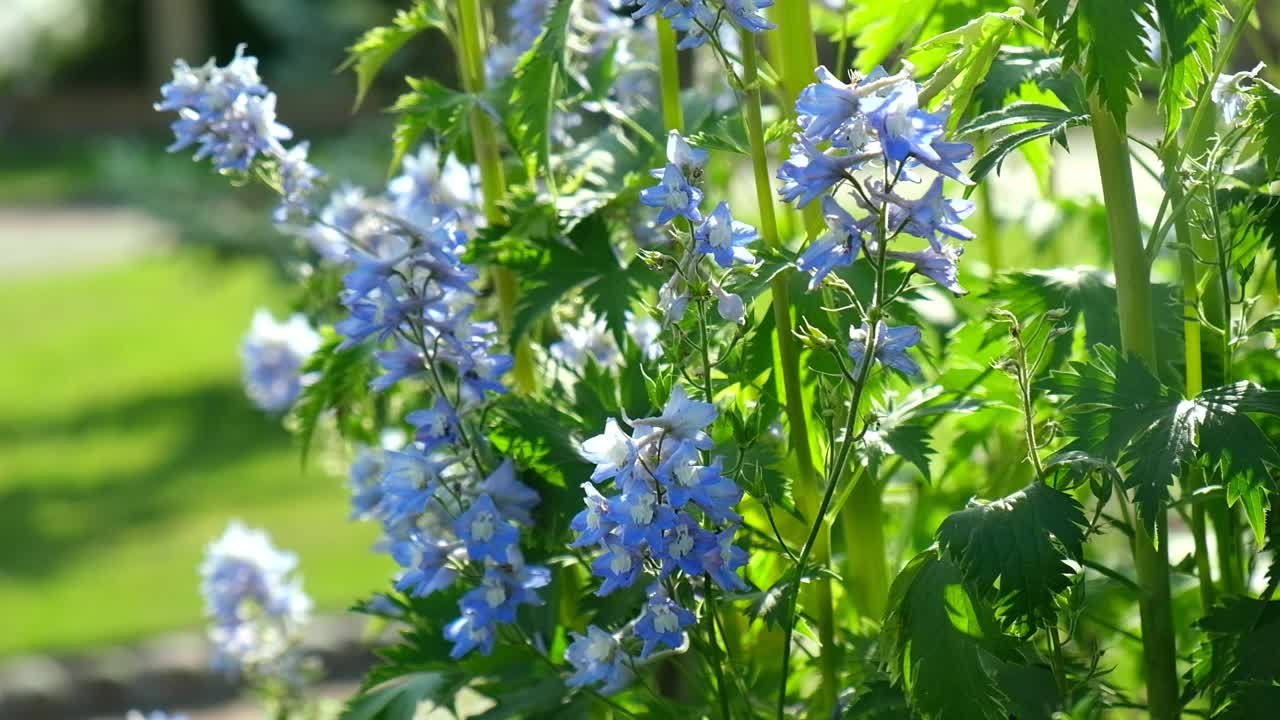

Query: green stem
[657,19,684,132]
[772,0,823,238]
[705,579,733,720]
[839,471,888,619]
[976,139,1001,273]
[1167,0,1258,602]
[1089,94,1180,720]
[740,28,837,718]
[456,0,535,392]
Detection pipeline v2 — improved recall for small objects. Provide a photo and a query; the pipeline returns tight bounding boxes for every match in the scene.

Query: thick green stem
[456,0,535,392]
[657,20,684,132]
[740,30,837,717]
[839,472,888,619]
[1089,95,1180,720]
[772,1,823,239]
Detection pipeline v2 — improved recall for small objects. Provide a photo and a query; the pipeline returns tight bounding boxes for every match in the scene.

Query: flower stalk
[739,29,839,717]
[456,0,535,392]
[1089,93,1180,720]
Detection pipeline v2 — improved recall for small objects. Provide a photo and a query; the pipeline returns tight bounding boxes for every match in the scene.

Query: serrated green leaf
[1184,597,1280,718]
[1153,0,1225,138]
[689,111,751,155]
[1040,0,1153,125]
[292,331,377,464]
[914,9,1025,125]
[506,0,573,186]
[961,103,1088,185]
[341,672,458,720]
[388,76,476,173]
[882,551,1012,720]
[342,1,448,109]
[937,482,1087,631]
[1249,79,1280,175]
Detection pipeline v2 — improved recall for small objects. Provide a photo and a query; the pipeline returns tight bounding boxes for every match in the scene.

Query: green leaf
[914,9,1026,125]
[689,111,751,156]
[388,76,476,173]
[1152,0,1225,138]
[882,551,1012,720]
[291,331,377,464]
[1184,597,1280,718]
[1052,351,1280,539]
[972,47,1071,113]
[1249,79,1280,175]
[1039,0,1154,125]
[506,0,574,185]
[961,103,1088,185]
[473,210,659,347]
[342,1,448,109]
[340,672,458,720]
[983,268,1183,377]
[1196,382,1280,541]
[937,482,1087,631]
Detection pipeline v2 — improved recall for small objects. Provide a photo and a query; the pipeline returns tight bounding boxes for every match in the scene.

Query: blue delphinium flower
[392,536,460,597]
[551,308,622,370]
[630,384,717,448]
[455,494,521,563]
[796,66,860,142]
[640,163,704,225]
[240,309,321,413]
[461,560,550,623]
[201,522,312,677]
[702,526,750,592]
[878,177,976,250]
[566,626,633,694]
[796,195,865,289]
[444,608,497,659]
[859,80,943,165]
[162,48,544,667]
[694,201,758,268]
[777,136,867,207]
[273,141,322,223]
[635,586,697,657]
[478,459,540,527]
[571,482,617,547]
[626,310,665,360]
[659,512,714,576]
[581,418,638,483]
[724,0,776,33]
[592,537,645,595]
[849,321,923,376]
[569,384,750,683]
[886,244,966,295]
[710,279,747,325]
[666,129,709,180]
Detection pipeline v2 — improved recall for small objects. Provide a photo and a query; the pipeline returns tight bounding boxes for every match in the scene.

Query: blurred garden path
[0,207,172,278]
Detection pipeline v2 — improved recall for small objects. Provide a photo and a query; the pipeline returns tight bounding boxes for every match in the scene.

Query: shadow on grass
[0,380,301,579]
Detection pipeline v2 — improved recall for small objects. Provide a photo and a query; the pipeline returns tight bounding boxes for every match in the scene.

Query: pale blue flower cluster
[321,155,547,661]
[155,45,321,221]
[240,308,321,413]
[126,712,189,720]
[782,64,978,373]
[634,0,774,49]
[566,385,748,692]
[643,131,757,326]
[200,522,312,683]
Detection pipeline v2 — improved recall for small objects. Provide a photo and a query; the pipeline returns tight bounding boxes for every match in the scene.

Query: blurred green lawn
[0,252,390,657]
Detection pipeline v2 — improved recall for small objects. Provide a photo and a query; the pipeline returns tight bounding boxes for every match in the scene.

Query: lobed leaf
[937,482,1087,631]
[342,1,448,109]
